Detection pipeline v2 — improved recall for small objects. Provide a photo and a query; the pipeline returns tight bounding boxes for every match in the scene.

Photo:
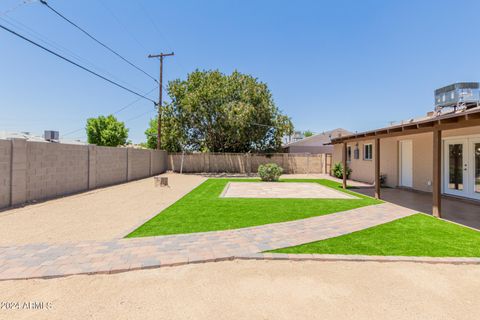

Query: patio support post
[432,128,442,218]
[374,138,381,199]
[342,142,347,189]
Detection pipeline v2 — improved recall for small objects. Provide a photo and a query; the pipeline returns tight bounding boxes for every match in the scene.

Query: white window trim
[347,146,352,162]
[364,143,373,161]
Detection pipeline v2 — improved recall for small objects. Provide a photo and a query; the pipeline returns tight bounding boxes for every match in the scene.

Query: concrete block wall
[0,140,12,208]
[95,146,128,188]
[0,140,168,209]
[11,139,27,205]
[128,149,151,181]
[167,152,327,174]
[209,153,247,173]
[26,142,89,201]
[151,149,168,174]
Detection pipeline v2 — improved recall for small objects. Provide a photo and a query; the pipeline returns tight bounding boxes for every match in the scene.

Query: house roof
[0,131,88,145]
[330,106,480,144]
[284,128,352,147]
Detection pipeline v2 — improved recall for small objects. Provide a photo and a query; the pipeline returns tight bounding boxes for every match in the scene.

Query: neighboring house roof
[284,128,352,147]
[331,106,480,144]
[0,131,88,145]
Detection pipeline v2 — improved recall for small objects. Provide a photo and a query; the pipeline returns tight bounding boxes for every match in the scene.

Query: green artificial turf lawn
[271,213,480,257]
[126,178,381,238]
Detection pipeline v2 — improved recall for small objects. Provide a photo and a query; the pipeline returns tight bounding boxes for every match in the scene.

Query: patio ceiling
[335,107,480,220]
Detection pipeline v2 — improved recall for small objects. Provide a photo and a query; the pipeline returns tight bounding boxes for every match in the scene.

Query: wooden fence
[167,152,331,174]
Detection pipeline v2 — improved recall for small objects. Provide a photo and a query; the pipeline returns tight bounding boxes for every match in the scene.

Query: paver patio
[0,202,416,280]
[221,182,358,199]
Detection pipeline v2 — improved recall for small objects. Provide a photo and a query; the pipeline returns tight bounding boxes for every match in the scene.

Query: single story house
[284,128,351,154]
[331,106,480,218]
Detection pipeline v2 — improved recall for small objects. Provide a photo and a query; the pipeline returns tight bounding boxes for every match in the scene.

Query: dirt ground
[0,260,478,320]
[0,173,206,245]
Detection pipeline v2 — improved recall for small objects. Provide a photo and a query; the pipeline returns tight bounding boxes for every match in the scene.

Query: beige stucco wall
[379,138,399,188]
[332,125,480,193]
[410,133,433,192]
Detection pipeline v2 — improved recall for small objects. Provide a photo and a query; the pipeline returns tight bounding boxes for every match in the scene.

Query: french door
[470,138,480,200]
[444,137,480,200]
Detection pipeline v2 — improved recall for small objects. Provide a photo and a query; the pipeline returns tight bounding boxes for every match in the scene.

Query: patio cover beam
[342,142,347,189]
[331,110,480,145]
[432,127,442,218]
[374,138,381,199]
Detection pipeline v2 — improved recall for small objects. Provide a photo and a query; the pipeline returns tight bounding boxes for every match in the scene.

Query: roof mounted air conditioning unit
[44,130,59,142]
[434,82,480,115]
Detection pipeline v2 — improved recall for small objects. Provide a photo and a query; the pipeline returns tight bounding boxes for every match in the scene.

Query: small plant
[332,162,352,179]
[380,174,387,186]
[258,163,283,182]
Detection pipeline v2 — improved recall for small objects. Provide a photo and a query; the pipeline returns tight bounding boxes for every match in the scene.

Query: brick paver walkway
[0,203,416,280]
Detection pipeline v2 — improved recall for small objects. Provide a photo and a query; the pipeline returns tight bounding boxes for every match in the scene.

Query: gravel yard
[0,260,478,320]
[0,173,206,245]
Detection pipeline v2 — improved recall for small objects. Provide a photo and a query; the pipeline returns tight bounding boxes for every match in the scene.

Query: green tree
[86,115,128,147]
[303,130,314,137]
[145,104,184,151]
[153,69,293,152]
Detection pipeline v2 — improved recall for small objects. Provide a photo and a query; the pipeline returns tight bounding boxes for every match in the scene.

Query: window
[347,146,352,162]
[354,145,359,159]
[364,144,373,160]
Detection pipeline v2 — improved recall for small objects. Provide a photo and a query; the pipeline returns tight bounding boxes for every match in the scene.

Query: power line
[61,127,84,137]
[135,1,190,78]
[136,1,171,49]
[112,86,158,115]
[125,109,156,122]
[98,0,149,52]
[65,107,154,142]
[0,0,37,17]
[0,23,157,103]
[252,122,273,128]
[62,86,158,137]
[0,15,141,92]
[39,0,158,84]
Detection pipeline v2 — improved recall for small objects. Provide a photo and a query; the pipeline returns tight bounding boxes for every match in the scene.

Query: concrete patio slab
[221,182,358,199]
[354,187,480,230]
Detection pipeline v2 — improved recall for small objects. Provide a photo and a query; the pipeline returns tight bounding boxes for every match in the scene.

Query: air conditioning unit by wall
[44,130,59,141]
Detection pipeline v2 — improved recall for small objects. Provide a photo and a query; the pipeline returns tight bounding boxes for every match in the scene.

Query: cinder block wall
[151,149,168,174]
[0,140,12,208]
[95,146,128,188]
[167,152,327,174]
[26,142,89,201]
[0,139,168,209]
[128,149,151,181]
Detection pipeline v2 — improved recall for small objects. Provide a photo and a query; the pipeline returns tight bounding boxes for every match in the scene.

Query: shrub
[258,163,283,181]
[332,162,352,179]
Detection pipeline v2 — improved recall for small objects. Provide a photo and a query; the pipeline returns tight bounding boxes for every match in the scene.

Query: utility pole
[148,52,174,149]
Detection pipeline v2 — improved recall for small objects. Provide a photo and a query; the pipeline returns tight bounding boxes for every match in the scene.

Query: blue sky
[1,0,480,143]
